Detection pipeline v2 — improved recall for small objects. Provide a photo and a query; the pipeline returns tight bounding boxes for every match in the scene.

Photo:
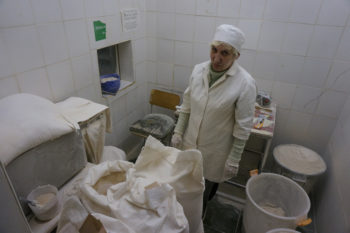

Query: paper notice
[121,9,138,32]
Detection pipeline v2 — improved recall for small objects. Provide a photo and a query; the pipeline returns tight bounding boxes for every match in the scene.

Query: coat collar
[202,61,239,89]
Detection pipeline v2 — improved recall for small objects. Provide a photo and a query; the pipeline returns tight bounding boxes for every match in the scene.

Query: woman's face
[210,44,238,72]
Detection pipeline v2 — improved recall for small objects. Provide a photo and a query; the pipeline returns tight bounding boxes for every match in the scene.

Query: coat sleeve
[232,77,257,140]
[178,69,195,114]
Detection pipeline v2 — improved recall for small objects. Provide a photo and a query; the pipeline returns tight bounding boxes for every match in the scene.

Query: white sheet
[0,94,76,165]
[56,97,111,132]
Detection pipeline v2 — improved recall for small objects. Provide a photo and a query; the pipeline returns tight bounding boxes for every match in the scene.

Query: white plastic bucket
[266,228,301,233]
[27,184,59,221]
[243,173,310,233]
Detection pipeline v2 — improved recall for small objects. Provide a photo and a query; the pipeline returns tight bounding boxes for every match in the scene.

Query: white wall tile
[135,62,147,83]
[308,26,343,59]
[146,38,156,61]
[289,0,322,24]
[17,68,53,100]
[133,38,146,64]
[85,0,105,17]
[240,0,266,19]
[271,81,296,108]
[196,0,218,16]
[176,0,196,14]
[307,115,337,147]
[146,12,156,37]
[146,61,157,83]
[326,60,350,92]
[317,90,348,118]
[105,15,122,45]
[336,27,350,61]
[194,16,216,43]
[156,62,173,86]
[0,76,19,99]
[156,39,174,64]
[145,0,156,11]
[75,83,99,102]
[215,18,239,28]
[258,21,287,52]
[238,20,261,50]
[318,0,350,26]
[61,0,85,20]
[38,23,69,65]
[157,13,175,39]
[64,20,90,57]
[253,52,279,80]
[3,26,45,73]
[275,54,304,84]
[174,65,192,91]
[156,0,175,13]
[282,23,313,56]
[193,42,210,65]
[264,0,293,22]
[292,86,322,113]
[175,41,193,66]
[46,60,75,101]
[31,0,62,24]
[299,57,332,88]
[111,92,127,122]
[126,88,138,114]
[284,110,313,141]
[255,78,273,94]
[71,54,94,90]
[217,0,240,18]
[238,50,256,74]
[104,0,119,16]
[0,0,34,27]
[0,34,14,78]
[175,15,195,42]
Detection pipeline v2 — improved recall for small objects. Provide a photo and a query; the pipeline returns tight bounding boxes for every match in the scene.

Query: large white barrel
[243,173,310,233]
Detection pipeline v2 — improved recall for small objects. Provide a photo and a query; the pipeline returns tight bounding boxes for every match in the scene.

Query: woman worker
[171,24,257,215]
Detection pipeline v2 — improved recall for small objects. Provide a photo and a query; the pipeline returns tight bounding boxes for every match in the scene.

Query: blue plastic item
[100,73,120,96]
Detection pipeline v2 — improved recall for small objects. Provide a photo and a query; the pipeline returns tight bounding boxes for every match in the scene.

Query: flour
[93,171,126,195]
[274,144,326,175]
[259,202,286,217]
[35,193,55,207]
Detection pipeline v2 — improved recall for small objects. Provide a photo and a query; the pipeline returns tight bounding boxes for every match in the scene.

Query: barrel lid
[273,144,326,176]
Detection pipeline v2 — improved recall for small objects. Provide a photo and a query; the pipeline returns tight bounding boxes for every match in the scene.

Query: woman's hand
[171,133,182,149]
[223,159,239,180]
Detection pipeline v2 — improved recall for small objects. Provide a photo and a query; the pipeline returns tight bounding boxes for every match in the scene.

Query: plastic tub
[27,184,59,221]
[273,144,326,193]
[266,228,301,233]
[243,173,310,233]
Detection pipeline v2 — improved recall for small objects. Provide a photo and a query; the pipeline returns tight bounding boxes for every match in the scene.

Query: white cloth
[0,94,76,165]
[57,97,111,163]
[56,97,111,132]
[179,61,256,182]
[79,159,189,233]
[133,136,204,233]
[213,24,245,52]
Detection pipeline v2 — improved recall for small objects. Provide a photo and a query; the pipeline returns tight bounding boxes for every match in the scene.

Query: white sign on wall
[121,8,139,32]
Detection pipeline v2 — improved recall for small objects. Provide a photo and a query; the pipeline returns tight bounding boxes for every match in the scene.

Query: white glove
[223,159,239,180]
[171,133,182,149]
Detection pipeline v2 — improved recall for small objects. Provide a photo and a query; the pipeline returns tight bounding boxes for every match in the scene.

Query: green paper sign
[93,21,106,41]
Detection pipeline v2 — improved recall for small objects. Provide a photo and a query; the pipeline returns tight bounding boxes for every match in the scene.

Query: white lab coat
[179,60,256,182]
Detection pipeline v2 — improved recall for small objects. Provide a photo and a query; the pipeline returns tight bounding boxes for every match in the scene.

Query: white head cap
[213,24,245,52]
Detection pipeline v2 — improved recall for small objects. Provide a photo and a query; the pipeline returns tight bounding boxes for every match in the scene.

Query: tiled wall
[0,0,150,149]
[145,0,350,155]
[314,95,350,232]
